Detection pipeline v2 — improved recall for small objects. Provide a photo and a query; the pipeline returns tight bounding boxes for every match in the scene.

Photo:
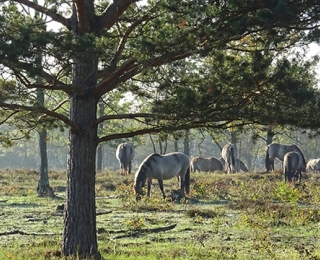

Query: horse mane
[136,153,161,183]
[292,144,307,165]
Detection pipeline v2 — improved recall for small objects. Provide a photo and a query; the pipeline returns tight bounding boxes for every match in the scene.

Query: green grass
[1,169,320,259]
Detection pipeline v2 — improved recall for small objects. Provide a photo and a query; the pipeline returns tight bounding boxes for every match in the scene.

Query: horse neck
[293,145,306,165]
[135,166,147,184]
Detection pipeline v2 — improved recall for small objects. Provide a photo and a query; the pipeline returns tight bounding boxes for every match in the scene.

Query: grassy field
[0,168,320,259]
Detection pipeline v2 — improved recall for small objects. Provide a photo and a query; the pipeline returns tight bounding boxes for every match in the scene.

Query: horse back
[160,152,190,179]
[116,143,134,160]
[138,152,189,180]
[284,151,304,170]
[209,157,224,171]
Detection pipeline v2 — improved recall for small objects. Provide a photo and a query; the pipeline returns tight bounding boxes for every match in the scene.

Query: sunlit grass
[1,169,320,259]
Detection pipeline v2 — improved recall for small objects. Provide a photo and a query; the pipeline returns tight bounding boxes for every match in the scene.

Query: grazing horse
[221,143,238,173]
[306,159,320,173]
[219,157,248,172]
[116,143,134,175]
[190,156,223,172]
[237,159,248,172]
[265,143,306,172]
[133,152,190,199]
[283,151,306,184]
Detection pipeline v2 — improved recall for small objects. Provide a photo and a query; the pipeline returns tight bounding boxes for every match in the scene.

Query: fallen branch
[112,224,177,239]
[0,230,57,236]
[96,196,120,199]
[52,210,112,217]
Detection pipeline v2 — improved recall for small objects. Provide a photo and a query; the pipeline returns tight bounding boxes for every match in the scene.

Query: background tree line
[1,124,320,172]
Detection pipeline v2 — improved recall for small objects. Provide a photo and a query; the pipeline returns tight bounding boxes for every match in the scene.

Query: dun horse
[133,152,190,199]
[219,158,248,172]
[306,159,320,173]
[221,143,238,173]
[190,156,223,172]
[265,143,306,172]
[283,151,306,184]
[116,143,134,175]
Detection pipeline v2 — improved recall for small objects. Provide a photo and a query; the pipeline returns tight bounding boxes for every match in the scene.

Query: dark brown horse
[190,156,223,172]
[265,143,306,172]
[219,157,248,172]
[306,159,320,173]
[283,151,306,184]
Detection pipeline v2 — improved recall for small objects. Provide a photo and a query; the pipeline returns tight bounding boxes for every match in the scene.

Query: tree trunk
[62,55,100,258]
[97,144,103,171]
[183,129,190,156]
[266,125,274,145]
[97,104,104,171]
[174,140,178,152]
[62,96,99,258]
[36,86,54,196]
[37,128,54,196]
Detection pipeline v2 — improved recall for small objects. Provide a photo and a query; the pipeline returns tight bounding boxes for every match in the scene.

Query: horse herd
[115,142,319,200]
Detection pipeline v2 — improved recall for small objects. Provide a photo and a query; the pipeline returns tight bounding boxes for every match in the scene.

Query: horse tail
[122,144,129,172]
[265,147,270,172]
[230,146,236,171]
[241,161,248,172]
[287,155,293,182]
[184,166,190,196]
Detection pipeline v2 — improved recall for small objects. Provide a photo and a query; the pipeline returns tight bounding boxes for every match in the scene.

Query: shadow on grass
[188,197,230,205]
[3,202,41,208]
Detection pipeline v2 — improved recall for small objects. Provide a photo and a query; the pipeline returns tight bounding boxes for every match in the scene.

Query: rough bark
[96,104,104,171]
[61,53,100,257]
[62,95,99,258]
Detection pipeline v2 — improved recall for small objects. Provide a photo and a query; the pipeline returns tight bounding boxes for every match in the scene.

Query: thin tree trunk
[36,87,53,196]
[183,129,190,156]
[34,4,53,196]
[37,127,54,196]
[266,125,274,145]
[149,134,157,153]
[230,131,239,171]
[174,140,178,152]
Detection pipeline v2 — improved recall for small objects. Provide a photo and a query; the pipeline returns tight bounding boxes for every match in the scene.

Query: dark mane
[292,144,307,165]
[136,153,161,183]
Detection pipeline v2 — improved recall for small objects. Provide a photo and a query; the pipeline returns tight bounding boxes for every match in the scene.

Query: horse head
[133,166,148,200]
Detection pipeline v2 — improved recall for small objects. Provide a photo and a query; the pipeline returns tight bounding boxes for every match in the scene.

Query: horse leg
[157,179,166,199]
[179,175,185,197]
[271,160,275,171]
[284,169,287,183]
[147,178,152,197]
[297,170,302,184]
[128,161,132,174]
[120,163,124,175]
